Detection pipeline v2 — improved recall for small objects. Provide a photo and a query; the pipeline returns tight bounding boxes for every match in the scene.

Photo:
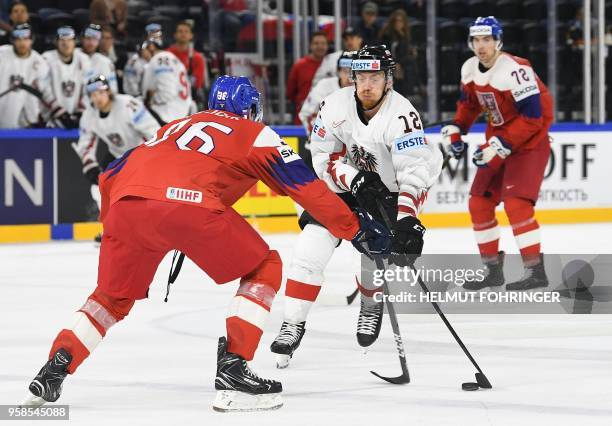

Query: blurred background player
[0,24,70,128]
[141,33,192,125]
[440,17,553,291]
[42,26,94,129]
[121,23,160,98]
[73,74,159,242]
[299,51,354,136]
[122,42,150,98]
[22,75,390,413]
[271,46,442,368]
[79,24,118,93]
[312,26,363,86]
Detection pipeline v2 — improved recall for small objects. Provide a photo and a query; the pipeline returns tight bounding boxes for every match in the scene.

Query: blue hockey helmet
[468,16,503,50]
[208,75,263,122]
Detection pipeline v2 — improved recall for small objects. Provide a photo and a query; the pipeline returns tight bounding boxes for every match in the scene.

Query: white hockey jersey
[78,49,118,93]
[310,86,443,221]
[42,49,94,114]
[122,53,147,97]
[312,50,342,87]
[0,45,59,128]
[142,50,192,124]
[75,94,159,173]
[299,76,340,134]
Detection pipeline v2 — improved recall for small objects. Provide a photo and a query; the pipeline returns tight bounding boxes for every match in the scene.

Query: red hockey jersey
[454,53,553,151]
[98,109,359,240]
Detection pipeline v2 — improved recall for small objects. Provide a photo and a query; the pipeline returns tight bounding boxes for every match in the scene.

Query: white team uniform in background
[312,50,342,87]
[142,50,192,124]
[311,86,442,220]
[0,45,59,128]
[78,48,118,93]
[42,49,94,114]
[122,53,147,98]
[298,76,341,135]
[74,94,159,174]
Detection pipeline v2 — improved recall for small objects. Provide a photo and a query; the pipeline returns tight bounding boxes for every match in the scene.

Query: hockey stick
[375,201,492,389]
[369,254,411,384]
[346,286,359,305]
[0,84,19,99]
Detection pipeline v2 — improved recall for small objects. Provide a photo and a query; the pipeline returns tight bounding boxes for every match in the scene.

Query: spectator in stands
[312,26,363,86]
[287,31,328,124]
[378,9,423,103]
[355,2,381,46]
[0,1,28,45]
[167,20,208,108]
[90,0,128,35]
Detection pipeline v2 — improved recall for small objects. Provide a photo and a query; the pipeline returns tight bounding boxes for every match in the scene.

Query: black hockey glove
[351,208,391,257]
[389,216,426,267]
[85,166,101,185]
[350,171,395,218]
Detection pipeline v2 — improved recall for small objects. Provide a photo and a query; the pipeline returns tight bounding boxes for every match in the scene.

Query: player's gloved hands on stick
[388,216,425,267]
[473,136,511,169]
[441,124,467,160]
[84,166,101,185]
[351,208,391,257]
[350,170,395,216]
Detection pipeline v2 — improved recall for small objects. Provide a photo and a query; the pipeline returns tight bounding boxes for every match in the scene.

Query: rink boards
[0,123,611,243]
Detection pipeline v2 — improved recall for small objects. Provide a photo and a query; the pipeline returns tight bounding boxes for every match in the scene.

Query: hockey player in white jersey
[0,24,72,128]
[141,36,192,125]
[74,75,159,243]
[122,43,150,98]
[79,24,118,94]
[42,26,94,128]
[298,51,353,135]
[271,45,443,368]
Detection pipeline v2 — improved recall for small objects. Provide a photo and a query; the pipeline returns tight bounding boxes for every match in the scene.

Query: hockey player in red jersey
[440,17,553,291]
[22,76,390,412]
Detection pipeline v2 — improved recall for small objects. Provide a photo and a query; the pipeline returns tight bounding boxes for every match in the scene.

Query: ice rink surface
[1,223,611,426]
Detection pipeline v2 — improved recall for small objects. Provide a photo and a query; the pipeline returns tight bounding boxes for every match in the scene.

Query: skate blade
[275,354,291,369]
[212,390,283,412]
[20,391,46,407]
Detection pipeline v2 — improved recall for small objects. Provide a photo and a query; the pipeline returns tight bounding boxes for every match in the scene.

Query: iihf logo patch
[166,187,203,203]
[350,145,378,172]
[62,80,76,97]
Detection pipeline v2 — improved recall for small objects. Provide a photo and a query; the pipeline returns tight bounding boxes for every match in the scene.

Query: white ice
[1,223,612,426]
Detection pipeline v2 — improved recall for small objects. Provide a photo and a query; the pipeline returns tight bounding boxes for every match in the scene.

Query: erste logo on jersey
[166,187,203,203]
[351,60,381,71]
[310,117,326,140]
[393,130,427,154]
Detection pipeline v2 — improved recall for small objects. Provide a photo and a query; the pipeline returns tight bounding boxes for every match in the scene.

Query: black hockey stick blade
[370,370,410,385]
[475,372,492,389]
[346,287,359,305]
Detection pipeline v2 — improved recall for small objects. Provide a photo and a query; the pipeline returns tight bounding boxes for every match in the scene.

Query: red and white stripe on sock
[469,195,500,261]
[505,197,541,265]
[49,288,134,374]
[226,250,281,361]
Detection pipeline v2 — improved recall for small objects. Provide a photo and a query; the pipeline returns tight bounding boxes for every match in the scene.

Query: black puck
[462,382,479,391]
